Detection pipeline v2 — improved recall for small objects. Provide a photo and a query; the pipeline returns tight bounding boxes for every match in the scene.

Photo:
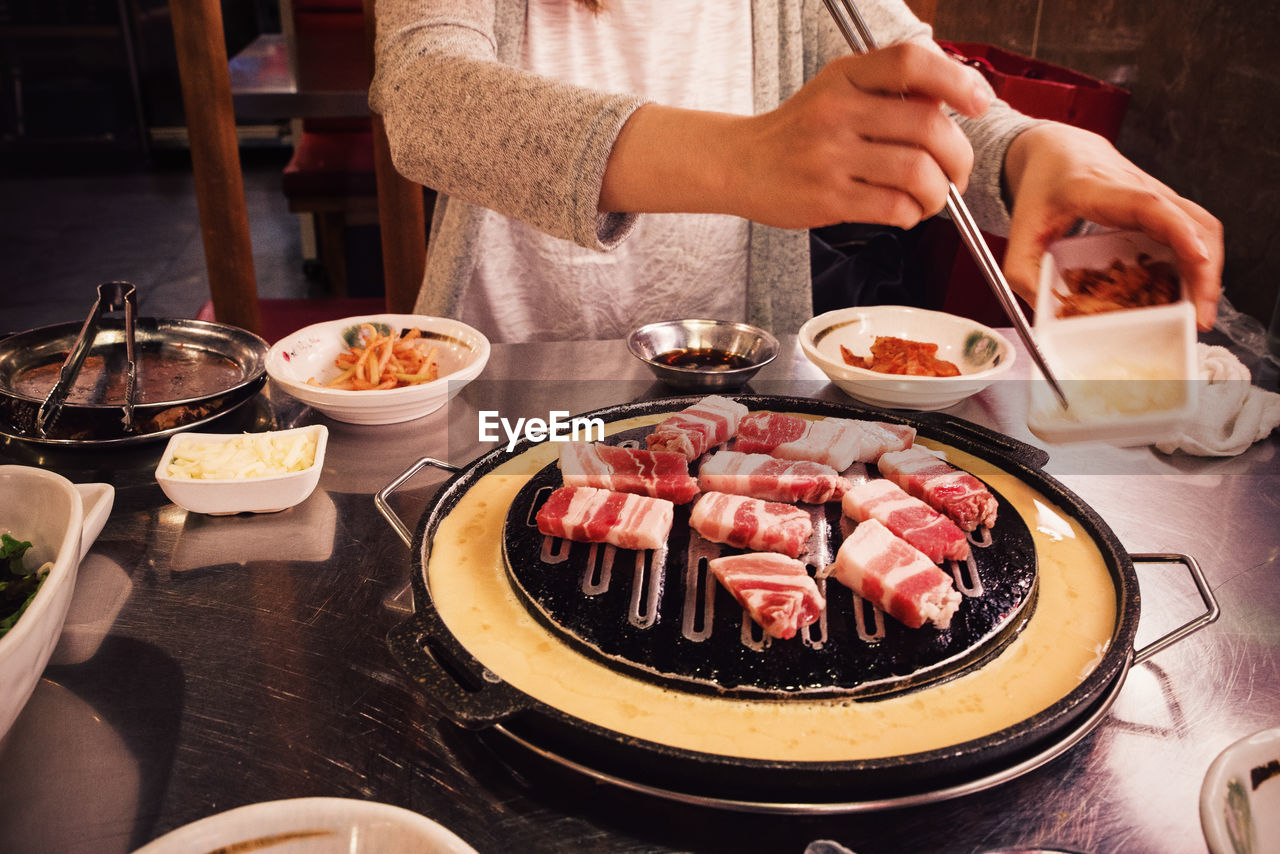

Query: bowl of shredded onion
[154,425,328,515]
[265,315,490,425]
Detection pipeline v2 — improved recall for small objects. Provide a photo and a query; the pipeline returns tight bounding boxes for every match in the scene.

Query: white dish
[154,425,328,515]
[266,314,490,425]
[1200,727,1280,854]
[0,466,114,741]
[130,797,478,854]
[799,306,1015,411]
[1028,230,1197,445]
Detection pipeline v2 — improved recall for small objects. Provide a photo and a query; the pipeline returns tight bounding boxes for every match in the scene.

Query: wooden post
[169,0,262,334]
[363,0,427,314]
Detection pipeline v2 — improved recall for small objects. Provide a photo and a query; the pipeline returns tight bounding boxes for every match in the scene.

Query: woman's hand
[1002,122,1223,330]
[601,42,991,231]
[730,42,991,229]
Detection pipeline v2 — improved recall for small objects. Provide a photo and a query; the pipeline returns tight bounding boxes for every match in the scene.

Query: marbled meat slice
[876,446,998,532]
[689,491,813,557]
[645,394,749,461]
[698,450,848,504]
[733,412,915,471]
[709,553,826,640]
[825,518,961,630]
[559,441,700,504]
[535,486,673,552]
[842,478,971,563]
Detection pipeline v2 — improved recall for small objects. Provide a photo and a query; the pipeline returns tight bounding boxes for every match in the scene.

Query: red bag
[939,41,1130,143]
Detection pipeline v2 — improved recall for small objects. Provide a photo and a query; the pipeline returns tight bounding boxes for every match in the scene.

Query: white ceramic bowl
[1200,727,1280,854]
[266,315,490,425]
[0,466,113,741]
[131,797,477,854]
[154,425,328,515]
[1028,230,1198,445]
[799,306,1016,411]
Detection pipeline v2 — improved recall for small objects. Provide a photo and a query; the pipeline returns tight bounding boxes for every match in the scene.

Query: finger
[852,96,975,191]
[850,140,952,217]
[1002,208,1079,305]
[827,180,926,230]
[837,42,990,118]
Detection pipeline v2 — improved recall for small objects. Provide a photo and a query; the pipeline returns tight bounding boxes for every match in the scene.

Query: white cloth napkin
[1154,343,1280,456]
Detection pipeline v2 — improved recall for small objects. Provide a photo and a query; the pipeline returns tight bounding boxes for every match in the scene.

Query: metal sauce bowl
[626,319,779,391]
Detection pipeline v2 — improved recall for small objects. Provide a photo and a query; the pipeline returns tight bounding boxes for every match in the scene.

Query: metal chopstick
[820,0,1070,408]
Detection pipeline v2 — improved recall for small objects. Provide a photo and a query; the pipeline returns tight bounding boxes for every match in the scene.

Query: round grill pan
[379,394,1218,809]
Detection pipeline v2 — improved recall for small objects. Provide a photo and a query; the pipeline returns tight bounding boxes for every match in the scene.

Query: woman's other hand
[1002,122,1223,330]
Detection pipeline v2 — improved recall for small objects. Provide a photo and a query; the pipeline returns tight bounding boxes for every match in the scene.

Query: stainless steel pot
[377,394,1218,813]
[0,317,268,445]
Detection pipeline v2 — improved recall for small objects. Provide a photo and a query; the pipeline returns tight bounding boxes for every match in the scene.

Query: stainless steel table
[2,335,1277,854]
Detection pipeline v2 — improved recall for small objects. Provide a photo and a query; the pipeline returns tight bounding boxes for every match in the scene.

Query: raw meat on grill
[559,441,700,504]
[842,478,971,563]
[876,447,998,532]
[698,450,849,504]
[733,412,915,471]
[709,553,826,640]
[535,486,674,551]
[645,394,750,461]
[824,518,962,630]
[689,491,814,558]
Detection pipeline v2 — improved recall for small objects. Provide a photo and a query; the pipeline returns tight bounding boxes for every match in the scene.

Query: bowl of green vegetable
[0,466,113,740]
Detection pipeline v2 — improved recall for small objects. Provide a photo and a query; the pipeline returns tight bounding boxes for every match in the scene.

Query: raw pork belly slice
[826,518,961,630]
[689,491,813,557]
[842,478,971,563]
[698,450,848,504]
[733,412,915,471]
[535,486,673,551]
[709,553,826,640]
[559,441,700,504]
[645,395,749,461]
[877,447,998,532]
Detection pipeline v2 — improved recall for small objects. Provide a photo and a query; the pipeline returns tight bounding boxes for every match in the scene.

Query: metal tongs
[821,0,1070,408]
[35,281,139,437]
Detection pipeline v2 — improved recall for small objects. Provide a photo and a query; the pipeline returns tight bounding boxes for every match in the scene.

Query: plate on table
[800,306,1015,411]
[130,797,477,854]
[1200,727,1280,854]
[266,314,489,425]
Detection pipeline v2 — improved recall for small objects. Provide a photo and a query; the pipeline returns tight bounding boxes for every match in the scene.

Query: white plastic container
[1027,230,1198,445]
[154,425,328,515]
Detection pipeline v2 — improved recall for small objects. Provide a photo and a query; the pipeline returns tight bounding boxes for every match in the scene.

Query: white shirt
[461,0,755,343]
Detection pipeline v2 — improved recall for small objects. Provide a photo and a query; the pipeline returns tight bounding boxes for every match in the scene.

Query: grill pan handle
[375,456,460,548]
[1130,553,1220,665]
[377,455,534,727]
[387,611,532,728]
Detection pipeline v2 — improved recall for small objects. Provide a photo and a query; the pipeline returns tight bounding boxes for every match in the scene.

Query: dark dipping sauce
[12,345,245,404]
[655,348,753,372]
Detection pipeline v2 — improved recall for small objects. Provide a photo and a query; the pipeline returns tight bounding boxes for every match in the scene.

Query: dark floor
[0,149,320,336]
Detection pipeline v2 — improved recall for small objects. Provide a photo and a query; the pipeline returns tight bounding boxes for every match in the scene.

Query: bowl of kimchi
[800,306,1016,411]
[266,315,490,425]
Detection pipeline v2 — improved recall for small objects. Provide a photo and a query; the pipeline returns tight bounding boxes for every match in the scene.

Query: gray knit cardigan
[370,0,1041,334]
